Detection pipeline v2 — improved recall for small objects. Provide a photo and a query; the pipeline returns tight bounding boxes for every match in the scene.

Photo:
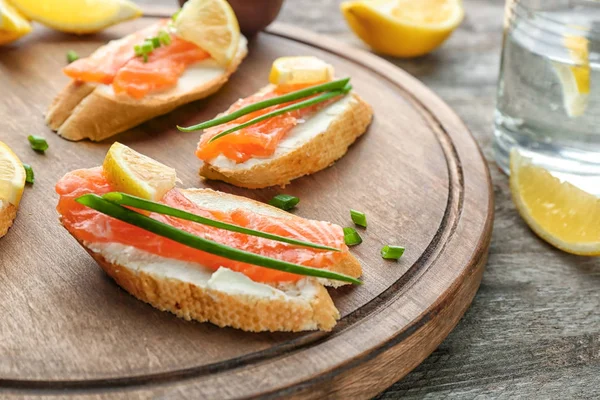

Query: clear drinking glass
[495,0,600,194]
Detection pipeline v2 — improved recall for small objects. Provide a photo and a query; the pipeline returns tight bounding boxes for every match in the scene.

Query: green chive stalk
[102,192,338,252]
[207,84,352,143]
[177,78,351,132]
[76,194,360,284]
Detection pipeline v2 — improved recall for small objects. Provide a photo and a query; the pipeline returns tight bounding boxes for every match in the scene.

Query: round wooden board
[0,18,493,399]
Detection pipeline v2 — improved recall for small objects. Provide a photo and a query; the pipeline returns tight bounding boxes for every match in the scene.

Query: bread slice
[46,37,248,142]
[199,90,373,188]
[65,188,362,332]
[0,200,17,238]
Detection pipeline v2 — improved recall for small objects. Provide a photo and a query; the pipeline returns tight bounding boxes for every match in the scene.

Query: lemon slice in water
[552,34,590,118]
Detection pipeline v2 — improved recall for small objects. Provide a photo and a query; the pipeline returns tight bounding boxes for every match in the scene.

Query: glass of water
[495,0,600,193]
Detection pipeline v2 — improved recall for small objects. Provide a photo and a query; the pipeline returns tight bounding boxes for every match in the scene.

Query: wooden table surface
[271,0,600,398]
[44,0,598,398]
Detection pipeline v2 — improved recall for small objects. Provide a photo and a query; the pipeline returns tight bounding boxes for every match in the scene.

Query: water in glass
[495,0,600,194]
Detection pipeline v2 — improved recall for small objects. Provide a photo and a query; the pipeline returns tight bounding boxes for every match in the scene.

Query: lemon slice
[9,0,142,34]
[0,0,32,45]
[173,0,240,66]
[510,149,600,256]
[103,142,178,201]
[0,141,26,208]
[269,56,335,88]
[552,34,590,118]
[340,0,464,58]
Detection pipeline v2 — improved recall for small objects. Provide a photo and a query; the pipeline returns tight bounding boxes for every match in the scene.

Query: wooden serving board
[0,17,493,399]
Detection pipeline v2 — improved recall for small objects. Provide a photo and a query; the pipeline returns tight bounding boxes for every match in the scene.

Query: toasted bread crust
[82,244,340,332]
[199,92,373,188]
[46,81,96,132]
[46,38,248,142]
[319,254,362,288]
[0,203,17,238]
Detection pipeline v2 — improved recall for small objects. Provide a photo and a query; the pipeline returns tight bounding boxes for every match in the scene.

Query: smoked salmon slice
[56,168,347,283]
[63,23,163,85]
[63,21,209,98]
[195,86,337,163]
[112,37,210,99]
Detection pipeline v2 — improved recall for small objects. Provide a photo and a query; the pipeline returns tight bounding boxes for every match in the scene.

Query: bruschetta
[47,0,247,142]
[55,143,362,332]
[188,56,373,188]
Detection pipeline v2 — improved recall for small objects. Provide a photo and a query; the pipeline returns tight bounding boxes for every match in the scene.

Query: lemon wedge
[340,0,464,58]
[269,56,334,88]
[0,141,26,237]
[103,142,178,201]
[0,141,25,207]
[0,0,31,45]
[174,0,240,66]
[8,0,142,34]
[552,34,590,118]
[510,149,600,256]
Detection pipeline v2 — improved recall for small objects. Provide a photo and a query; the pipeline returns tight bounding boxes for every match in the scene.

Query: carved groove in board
[0,26,466,393]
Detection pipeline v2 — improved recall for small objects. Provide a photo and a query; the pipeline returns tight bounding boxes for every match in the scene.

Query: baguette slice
[46,35,248,142]
[0,201,18,238]
[199,89,373,188]
[64,189,362,332]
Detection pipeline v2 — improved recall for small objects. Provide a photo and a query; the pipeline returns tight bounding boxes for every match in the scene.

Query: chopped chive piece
[141,41,154,54]
[350,209,367,228]
[177,77,351,132]
[103,192,338,252]
[343,227,362,246]
[269,194,299,211]
[150,37,161,48]
[76,194,361,285]
[66,50,79,63]
[134,30,174,62]
[207,84,351,143]
[137,40,154,63]
[158,30,171,45]
[27,135,48,152]
[381,245,405,260]
[23,163,34,184]
[168,11,179,29]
